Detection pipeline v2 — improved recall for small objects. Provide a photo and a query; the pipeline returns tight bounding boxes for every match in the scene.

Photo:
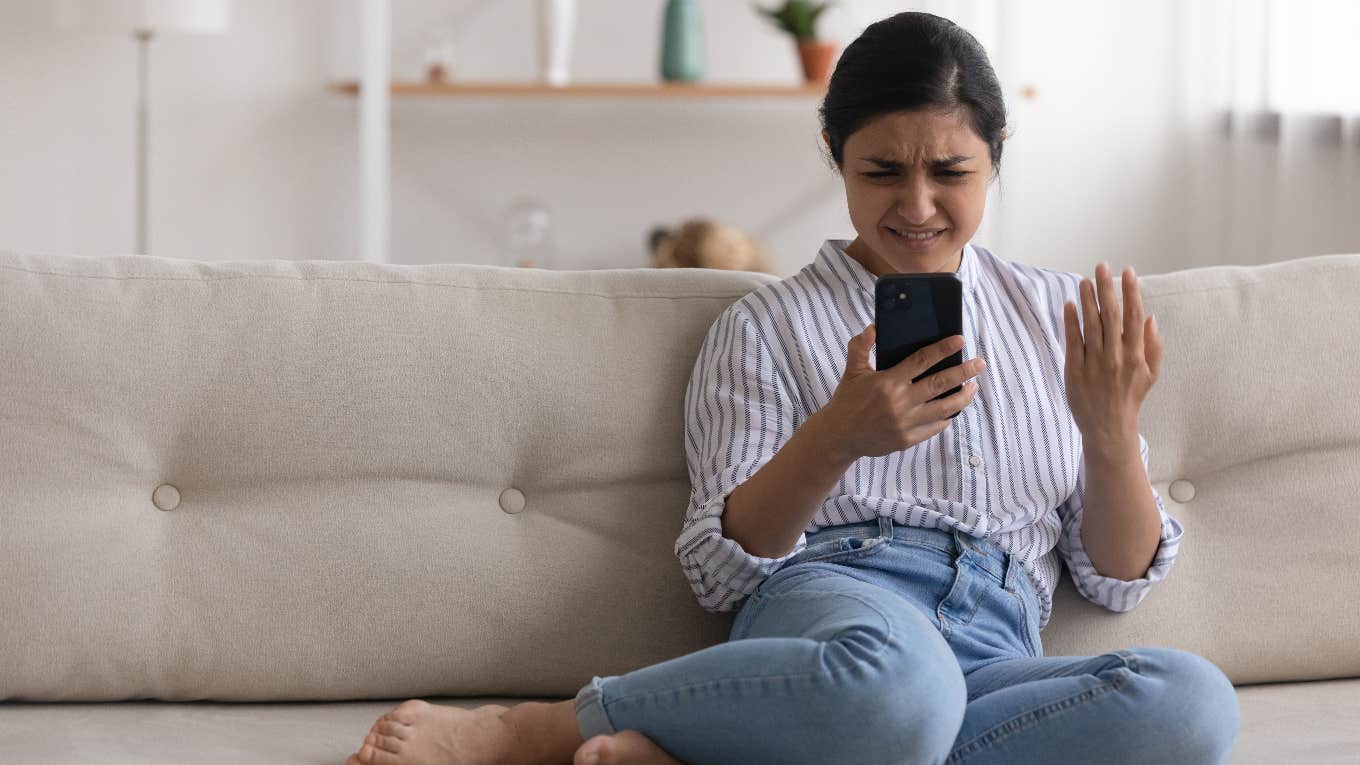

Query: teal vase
[661,0,705,82]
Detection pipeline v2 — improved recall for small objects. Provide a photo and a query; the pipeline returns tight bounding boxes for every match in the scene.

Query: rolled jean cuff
[573,675,617,740]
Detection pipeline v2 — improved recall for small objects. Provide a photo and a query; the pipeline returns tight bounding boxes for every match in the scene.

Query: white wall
[2,0,1347,278]
[0,0,352,262]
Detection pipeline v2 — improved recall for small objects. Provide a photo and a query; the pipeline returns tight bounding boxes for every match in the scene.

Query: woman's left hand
[1062,262,1163,454]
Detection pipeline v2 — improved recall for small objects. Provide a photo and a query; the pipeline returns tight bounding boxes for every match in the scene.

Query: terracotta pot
[797,39,837,84]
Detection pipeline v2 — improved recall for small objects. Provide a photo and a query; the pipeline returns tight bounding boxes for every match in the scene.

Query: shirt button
[968,454,982,468]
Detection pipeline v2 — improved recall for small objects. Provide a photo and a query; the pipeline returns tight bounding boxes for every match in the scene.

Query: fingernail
[583,754,600,765]
[1150,314,1157,331]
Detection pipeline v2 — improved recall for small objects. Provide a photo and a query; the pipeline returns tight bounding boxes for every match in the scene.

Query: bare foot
[346,699,520,765]
[572,731,687,765]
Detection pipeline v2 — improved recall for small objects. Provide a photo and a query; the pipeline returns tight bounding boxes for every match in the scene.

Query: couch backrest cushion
[0,253,776,701]
[2,250,1357,701]
[1041,252,1360,685]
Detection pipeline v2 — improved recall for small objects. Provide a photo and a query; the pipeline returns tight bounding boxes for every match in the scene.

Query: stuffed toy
[648,218,776,275]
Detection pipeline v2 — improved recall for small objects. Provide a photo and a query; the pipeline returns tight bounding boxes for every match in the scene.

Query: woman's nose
[895,176,936,224]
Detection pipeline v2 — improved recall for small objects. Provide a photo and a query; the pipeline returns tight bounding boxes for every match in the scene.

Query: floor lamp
[52,0,230,255]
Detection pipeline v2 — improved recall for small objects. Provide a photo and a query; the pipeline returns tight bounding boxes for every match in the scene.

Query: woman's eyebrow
[860,155,973,168]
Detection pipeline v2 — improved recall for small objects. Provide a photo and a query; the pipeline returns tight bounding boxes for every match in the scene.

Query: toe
[366,743,404,765]
[371,732,404,755]
[390,699,428,724]
[376,720,411,740]
[578,731,684,765]
[574,735,614,765]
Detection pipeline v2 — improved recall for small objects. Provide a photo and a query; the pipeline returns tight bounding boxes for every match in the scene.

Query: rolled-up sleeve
[1057,432,1185,612]
[674,305,806,614]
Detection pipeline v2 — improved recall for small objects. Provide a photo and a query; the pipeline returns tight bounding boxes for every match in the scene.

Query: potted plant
[754,1,837,84]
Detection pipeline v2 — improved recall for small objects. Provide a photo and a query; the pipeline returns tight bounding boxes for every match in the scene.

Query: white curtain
[1179,0,1360,269]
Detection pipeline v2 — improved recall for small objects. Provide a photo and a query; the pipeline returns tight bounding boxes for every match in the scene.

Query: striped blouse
[675,239,1184,630]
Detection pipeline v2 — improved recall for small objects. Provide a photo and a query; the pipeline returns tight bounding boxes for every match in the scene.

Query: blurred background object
[4,1,1358,277]
[538,0,575,87]
[50,0,231,255]
[423,28,455,82]
[649,217,775,274]
[502,197,555,269]
[661,0,705,82]
[755,0,838,83]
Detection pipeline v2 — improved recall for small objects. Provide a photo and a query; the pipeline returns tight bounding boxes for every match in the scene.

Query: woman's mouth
[885,226,946,251]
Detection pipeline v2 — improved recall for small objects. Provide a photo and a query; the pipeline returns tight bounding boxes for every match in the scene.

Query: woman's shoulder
[715,260,829,328]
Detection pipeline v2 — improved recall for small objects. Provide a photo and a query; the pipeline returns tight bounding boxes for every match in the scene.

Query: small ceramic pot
[797,39,838,83]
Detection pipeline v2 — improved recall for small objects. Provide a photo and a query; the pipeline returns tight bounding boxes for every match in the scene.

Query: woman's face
[826,108,993,278]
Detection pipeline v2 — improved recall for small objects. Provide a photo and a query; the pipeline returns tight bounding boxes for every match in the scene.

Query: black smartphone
[874,273,966,419]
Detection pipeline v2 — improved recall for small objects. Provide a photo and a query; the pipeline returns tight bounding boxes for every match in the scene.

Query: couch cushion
[1036,252,1360,685]
[0,252,774,702]
[2,679,1358,763]
[2,250,1359,703]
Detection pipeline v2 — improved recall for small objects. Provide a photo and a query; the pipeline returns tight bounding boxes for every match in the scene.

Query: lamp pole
[135,27,152,255]
[359,0,390,264]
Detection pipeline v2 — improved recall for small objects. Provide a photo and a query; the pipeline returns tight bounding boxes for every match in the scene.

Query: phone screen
[874,273,965,417]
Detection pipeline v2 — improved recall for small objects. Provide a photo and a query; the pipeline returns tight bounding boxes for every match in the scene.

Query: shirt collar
[816,239,979,296]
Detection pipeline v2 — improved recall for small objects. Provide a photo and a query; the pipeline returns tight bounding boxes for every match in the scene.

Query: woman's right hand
[816,323,985,462]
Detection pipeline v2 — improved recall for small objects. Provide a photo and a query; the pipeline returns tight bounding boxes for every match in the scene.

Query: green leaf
[753,0,833,40]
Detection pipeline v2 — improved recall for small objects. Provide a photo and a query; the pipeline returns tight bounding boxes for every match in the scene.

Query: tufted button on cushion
[1168,479,1196,503]
[152,483,181,511]
[499,488,526,514]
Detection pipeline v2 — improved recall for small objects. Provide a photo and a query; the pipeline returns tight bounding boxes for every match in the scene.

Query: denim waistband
[803,515,1030,596]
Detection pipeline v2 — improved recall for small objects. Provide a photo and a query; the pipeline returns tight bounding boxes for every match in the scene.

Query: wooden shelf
[327,80,827,99]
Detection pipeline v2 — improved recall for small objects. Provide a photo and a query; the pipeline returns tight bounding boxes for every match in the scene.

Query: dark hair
[818,11,1008,177]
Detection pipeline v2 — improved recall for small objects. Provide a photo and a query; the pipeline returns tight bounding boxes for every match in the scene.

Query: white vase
[538,0,575,87]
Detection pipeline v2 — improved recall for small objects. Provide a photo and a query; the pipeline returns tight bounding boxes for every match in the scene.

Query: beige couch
[1,249,1357,764]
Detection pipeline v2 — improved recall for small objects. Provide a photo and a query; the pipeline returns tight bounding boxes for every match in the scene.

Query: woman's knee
[832,608,966,763]
[1129,647,1241,763]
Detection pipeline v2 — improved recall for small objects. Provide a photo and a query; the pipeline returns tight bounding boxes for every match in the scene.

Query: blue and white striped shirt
[675,239,1184,629]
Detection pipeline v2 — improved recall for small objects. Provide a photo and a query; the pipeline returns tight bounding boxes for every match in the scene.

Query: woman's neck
[845,237,963,279]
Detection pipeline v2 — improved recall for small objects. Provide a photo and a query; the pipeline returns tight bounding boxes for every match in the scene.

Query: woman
[347,11,1240,765]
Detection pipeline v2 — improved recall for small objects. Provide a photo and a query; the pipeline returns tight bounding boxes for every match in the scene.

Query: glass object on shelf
[424,30,456,83]
[501,197,555,269]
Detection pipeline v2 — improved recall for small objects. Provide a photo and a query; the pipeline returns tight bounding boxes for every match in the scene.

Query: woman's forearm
[720,409,857,559]
[1080,436,1163,580]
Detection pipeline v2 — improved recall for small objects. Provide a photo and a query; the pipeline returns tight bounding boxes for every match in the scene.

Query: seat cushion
[2,680,1358,763]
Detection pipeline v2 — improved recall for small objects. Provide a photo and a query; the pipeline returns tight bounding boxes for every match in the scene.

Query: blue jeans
[574,515,1240,764]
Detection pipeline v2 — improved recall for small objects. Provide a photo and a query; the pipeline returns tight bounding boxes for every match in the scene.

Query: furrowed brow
[860,154,973,169]
[931,155,973,168]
